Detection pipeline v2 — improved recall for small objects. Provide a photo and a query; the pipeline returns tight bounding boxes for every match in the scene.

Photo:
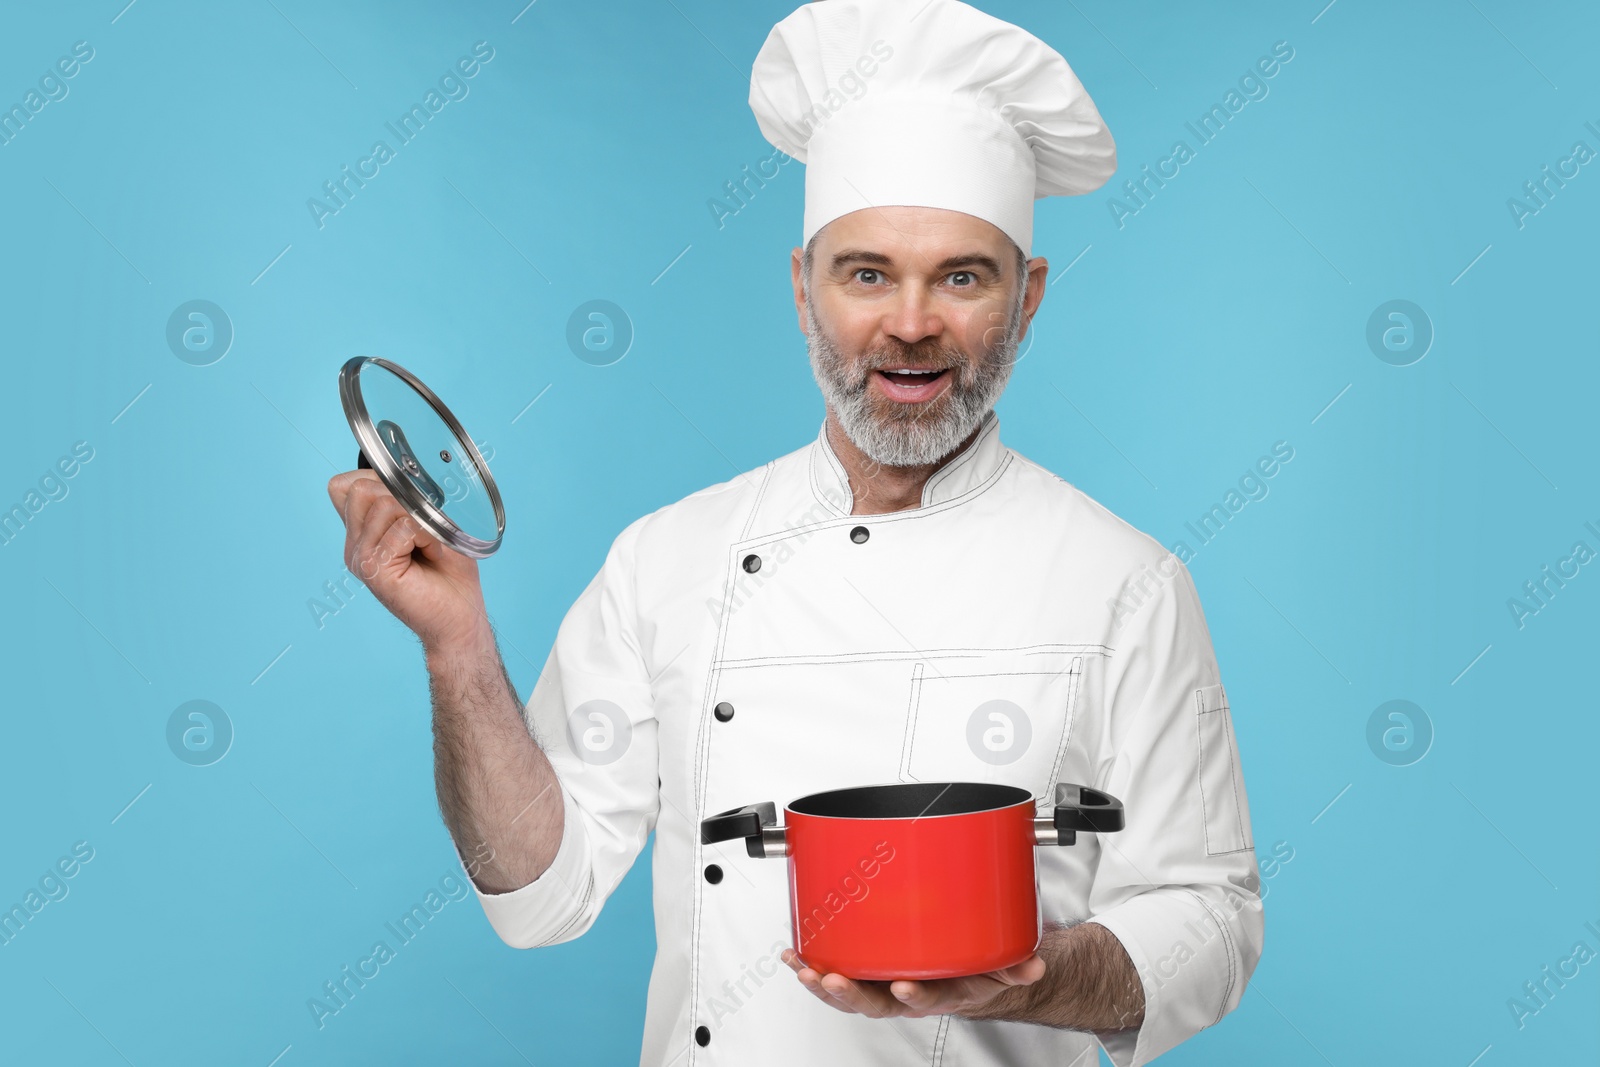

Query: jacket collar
[808,409,1007,516]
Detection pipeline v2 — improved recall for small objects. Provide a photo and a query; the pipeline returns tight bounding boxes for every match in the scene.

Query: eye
[853,268,884,285]
[947,271,977,288]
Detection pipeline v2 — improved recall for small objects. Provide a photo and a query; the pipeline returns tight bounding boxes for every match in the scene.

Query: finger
[782,953,857,1014]
[327,469,379,517]
[339,477,391,569]
[890,956,1046,1015]
[888,979,957,1015]
[369,512,423,579]
[802,975,856,1014]
[818,973,903,1019]
[784,959,844,1008]
[337,474,381,535]
[784,948,910,1019]
[351,490,409,580]
[367,504,433,580]
[409,521,450,564]
[992,955,1047,987]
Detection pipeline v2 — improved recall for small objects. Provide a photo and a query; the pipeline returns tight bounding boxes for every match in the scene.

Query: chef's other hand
[782,949,1045,1020]
[326,470,487,654]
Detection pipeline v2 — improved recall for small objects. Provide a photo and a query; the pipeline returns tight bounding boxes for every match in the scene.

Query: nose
[881,283,944,349]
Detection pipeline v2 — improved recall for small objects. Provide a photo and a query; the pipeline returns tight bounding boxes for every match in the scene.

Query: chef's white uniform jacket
[458,410,1264,1066]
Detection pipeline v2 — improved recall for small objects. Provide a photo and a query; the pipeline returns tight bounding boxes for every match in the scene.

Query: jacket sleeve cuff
[1089,887,1259,1067]
[458,782,598,949]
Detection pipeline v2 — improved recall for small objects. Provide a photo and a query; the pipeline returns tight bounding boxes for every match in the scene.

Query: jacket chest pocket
[897,648,1088,802]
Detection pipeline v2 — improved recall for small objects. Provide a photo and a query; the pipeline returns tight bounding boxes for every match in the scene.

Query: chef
[327,0,1263,1063]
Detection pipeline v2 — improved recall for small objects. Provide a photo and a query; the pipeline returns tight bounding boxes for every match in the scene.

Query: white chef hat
[749,0,1116,258]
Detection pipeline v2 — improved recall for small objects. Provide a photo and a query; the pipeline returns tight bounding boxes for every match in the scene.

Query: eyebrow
[829,248,1005,279]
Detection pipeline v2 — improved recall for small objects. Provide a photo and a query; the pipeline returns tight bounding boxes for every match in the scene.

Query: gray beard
[805,283,1025,468]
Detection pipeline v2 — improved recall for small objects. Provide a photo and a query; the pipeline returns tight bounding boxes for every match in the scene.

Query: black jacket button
[850,525,869,543]
[742,553,761,573]
[695,1025,711,1046]
[704,864,723,884]
[713,702,734,722]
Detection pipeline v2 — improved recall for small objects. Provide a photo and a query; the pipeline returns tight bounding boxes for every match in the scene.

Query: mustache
[820,344,985,406]
[861,339,963,370]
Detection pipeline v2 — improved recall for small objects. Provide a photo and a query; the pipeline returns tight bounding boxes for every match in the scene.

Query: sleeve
[455,515,661,950]
[1087,556,1265,1067]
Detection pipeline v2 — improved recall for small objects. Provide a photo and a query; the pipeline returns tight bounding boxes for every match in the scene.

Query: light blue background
[1,1,1594,1063]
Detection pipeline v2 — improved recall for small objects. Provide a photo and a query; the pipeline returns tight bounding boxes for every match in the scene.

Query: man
[327,1,1263,1063]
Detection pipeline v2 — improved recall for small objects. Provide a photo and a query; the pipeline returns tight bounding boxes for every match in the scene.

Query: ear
[791,246,808,336]
[1017,256,1049,342]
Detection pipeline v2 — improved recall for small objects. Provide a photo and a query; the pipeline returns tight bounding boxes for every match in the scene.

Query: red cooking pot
[699,781,1124,980]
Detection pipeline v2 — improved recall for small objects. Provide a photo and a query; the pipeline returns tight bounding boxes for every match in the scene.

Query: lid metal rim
[338,356,505,559]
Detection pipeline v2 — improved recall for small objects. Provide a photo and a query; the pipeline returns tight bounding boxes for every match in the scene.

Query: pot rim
[786,781,1034,822]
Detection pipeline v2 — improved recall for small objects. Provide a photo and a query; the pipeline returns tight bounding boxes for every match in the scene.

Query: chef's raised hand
[326,470,488,654]
[781,949,1046,1020]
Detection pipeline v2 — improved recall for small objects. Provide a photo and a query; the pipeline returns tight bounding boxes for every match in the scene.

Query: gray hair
[800,231,1032,468]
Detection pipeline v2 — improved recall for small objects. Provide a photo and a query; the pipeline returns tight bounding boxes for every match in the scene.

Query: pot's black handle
[1050,783,1125,846]
[357,450,372,470]
[699,801,784,858]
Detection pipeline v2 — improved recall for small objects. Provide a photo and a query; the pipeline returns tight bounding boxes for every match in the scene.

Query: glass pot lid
[337,356,505,558]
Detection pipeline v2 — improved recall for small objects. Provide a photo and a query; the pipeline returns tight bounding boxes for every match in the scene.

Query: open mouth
[874,367,951,403]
